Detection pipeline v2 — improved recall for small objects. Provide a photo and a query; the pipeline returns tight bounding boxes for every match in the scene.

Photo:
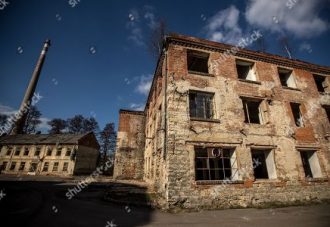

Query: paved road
[0,180,329,227]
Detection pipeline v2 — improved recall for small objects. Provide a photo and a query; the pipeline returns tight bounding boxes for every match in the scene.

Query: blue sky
[0,0,329,131]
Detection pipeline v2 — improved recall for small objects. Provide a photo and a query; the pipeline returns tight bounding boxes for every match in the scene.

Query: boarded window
[187,50,209,74]
[290,103,304,127]
[236,60,256,81]
[251,149,277,179]
[189,91,214,119]
[195,147,237,181]
[313,74,326,92]
[300,150,322,178]
[278,68,296,88]
[241,98,262,124]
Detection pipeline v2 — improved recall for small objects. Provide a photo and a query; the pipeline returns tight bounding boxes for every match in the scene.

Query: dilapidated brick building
[114,34,330,209]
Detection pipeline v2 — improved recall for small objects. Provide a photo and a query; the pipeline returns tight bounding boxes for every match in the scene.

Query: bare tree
[48,118,67,134]
[148,19,168,61]
[22,106,42,134]
[0,114,8,127]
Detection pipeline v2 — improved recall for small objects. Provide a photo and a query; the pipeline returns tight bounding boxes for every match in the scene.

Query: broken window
[195,147,238,181]
[29,162,37,172]
[6,147,12,156]
[56,148,62,156]
[10,162,16,171]
[52,162,59,172]
[187,50,209,74]
[63,162,69,172]
[42,162,49,172]
[251,149,277,180]
[23,147,29,156]
[313,74,326,93]
[278,68,296,88]
[290,103,304,127]
[19,162,25,171]
[236,60,256,81]
[14,147,21,156]
[47,147,52,156]
[35,147,41,156]
[300,150,322,178]
[2,161,8,171]
[323,105,330,123]
[241,98,263,124]
[189,91,214,119]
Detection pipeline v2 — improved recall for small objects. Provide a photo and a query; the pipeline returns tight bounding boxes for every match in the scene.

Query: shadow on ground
[0,180,153,227]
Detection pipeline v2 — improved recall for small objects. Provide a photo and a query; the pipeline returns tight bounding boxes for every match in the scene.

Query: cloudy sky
[0,0,329,131]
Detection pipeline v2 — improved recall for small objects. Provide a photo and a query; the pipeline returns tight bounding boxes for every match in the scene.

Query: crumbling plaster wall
[113,111,145,179]
[163,43,330,209]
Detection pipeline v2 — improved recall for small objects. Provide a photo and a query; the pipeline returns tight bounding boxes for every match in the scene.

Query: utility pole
[10,39,51,135]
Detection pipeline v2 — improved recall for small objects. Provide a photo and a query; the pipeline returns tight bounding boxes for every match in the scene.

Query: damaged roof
[0,132,95,145]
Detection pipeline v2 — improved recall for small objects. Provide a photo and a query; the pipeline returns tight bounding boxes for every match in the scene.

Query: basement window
[241,98,263,124]
[278,68,296,88]
[195,147,238,181]
[187,50,209,74]
[313,74,326,93]
[251,149,277,180]
[290,103,304,127]
[189,91,214,120]
[236,60,256,81]
[42,162,49,172]
[300,150,322,178]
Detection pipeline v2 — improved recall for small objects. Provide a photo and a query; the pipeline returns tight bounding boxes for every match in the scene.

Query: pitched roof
[0,132,93,145]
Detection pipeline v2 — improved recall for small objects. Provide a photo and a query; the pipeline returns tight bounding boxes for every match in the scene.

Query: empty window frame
[236,59,256,81]
[63,162,69,172]
[241,98,263,124]
[299,150,322,178]
[52,162,59,172]
[10,162,16,171]
[65,148,71,156]
[313,74,326,93]
[46,147,52,156]
[187,50,209,74]
[189,91,214,119]
[35,147,41,156]
[251,149,277,179]
[29,163,37,172]
[19,162,25,171]
[195,147,238,181]
[6,147,12,156]
[2,161,8,171]
[290,103,304,127]
[278,68,296,88]
[23,147,29,156]
[14,147,21,156]
[42,162,49,172]
[56,148,62,156]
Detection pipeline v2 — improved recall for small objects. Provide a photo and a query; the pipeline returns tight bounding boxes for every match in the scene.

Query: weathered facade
[114,34,330,209]
[0,132,99,176]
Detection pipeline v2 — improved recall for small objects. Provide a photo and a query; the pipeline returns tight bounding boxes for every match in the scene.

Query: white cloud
[129,103,145,111]
[38,117,51,131]
[0,103,16,115]
[135,74,152,95]
[299,42,313,53]
[245,0,329,38]
[204,5,243,44]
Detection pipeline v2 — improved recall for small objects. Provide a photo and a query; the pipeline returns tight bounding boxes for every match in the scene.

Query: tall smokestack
[10,39,51,135]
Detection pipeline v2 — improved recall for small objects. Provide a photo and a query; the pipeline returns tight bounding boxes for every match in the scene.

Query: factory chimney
[10,39,51,135]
